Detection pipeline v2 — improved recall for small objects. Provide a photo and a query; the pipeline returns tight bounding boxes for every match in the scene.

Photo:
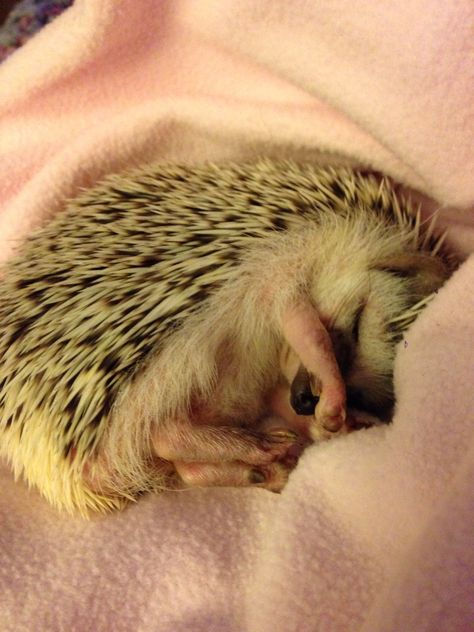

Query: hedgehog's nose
[290,365,319,416]
[291,390,319,416]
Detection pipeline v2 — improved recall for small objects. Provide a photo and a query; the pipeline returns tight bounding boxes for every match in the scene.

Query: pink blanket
[1,1,473,630]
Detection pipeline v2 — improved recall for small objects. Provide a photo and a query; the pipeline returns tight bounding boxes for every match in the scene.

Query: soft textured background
[0,1,473,630]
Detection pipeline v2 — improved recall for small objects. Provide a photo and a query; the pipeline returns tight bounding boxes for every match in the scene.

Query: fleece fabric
[0,2,473,631]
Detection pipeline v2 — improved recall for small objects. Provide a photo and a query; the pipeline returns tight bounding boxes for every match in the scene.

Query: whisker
[412,205,421,247]
[391,192,405,228]
[388,294,436,333]
[431,230,448,257]
[421,209,440,249]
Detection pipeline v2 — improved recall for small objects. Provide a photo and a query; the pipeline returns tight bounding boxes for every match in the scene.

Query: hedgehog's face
[303,249,449,419]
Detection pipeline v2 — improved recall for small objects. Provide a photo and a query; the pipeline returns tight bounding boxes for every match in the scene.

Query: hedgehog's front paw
[280,301,347,432]
[153,423,300,491]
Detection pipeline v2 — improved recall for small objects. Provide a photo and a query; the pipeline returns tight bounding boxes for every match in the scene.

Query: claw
[266,428,299,441]
[249,468,267,484]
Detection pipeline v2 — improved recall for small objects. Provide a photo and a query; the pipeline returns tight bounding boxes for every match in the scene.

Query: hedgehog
[0,160,457,516]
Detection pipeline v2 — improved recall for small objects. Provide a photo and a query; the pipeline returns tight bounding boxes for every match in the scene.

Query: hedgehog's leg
[173,459,292,492]
[154,423,297,464]
[153,423,297,490]
[281,300,347,432]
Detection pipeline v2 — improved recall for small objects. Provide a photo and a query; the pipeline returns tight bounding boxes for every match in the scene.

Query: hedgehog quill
[0,160,456,515]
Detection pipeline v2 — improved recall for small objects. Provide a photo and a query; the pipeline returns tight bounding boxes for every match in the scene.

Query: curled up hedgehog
[0,160,457,516]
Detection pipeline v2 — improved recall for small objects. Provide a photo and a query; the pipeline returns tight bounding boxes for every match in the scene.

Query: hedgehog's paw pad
[173,459,292,492]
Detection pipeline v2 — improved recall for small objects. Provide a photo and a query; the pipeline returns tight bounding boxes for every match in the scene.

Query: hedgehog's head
[290,211,451,421]
[325,251,449,417]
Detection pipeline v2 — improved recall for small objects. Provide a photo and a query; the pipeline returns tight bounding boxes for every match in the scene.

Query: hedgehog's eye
[352,303,365,343]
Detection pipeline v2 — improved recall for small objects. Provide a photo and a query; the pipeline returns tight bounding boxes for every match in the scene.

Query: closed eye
[379,266,414,279]
[352,302,365,343]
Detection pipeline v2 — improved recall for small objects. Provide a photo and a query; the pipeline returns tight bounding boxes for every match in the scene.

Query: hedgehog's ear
[374,253,449,295]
